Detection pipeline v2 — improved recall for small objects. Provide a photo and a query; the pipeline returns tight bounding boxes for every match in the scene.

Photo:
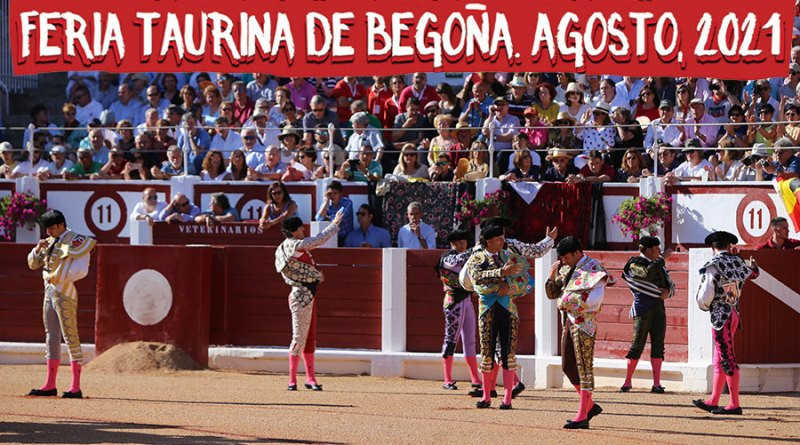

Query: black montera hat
[638,236,661,249]
[281,216,304,238]
[446,229,471,243]
[480,225,504,240]
[479,217,512,230]
[704,231,738,246]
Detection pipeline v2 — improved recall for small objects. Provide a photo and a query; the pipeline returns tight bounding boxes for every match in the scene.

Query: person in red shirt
[232,81,254,126]
[398,72,438,113]
[758,217,800,249]
[333,76,367,124]
[367,76,392,127]
[382,76,406,142]
[568,150,615,183]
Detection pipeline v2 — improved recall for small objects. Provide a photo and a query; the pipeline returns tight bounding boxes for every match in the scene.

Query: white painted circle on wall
[122,269,173,326]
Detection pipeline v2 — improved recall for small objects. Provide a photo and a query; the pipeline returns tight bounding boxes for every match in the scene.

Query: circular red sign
[735,190,777,246]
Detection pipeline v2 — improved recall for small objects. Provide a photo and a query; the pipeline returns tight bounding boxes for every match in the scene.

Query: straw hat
[554,112,577,125]
[278,126,300,141]
[508,75,527,88]
[546,148,574,161]
[565,82,582,94]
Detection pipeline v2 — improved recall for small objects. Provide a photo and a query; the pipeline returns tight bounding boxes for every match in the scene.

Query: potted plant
[455,189,510,230]
[611,193,671,242]
[0,192,48,240]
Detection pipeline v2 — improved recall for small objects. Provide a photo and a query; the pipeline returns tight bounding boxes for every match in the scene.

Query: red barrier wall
[211,246,382,350]
[587,251,689,362]
[405,249,536,355]
[736,250,800,364]
[151,222,306,246]
[95,245,212,365]
[0,243,97,343]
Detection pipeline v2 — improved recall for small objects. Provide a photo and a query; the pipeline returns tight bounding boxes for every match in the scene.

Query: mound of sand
[86,342,204,373]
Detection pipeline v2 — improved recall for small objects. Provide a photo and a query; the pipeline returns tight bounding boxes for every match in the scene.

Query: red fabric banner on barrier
[9,0,793,79]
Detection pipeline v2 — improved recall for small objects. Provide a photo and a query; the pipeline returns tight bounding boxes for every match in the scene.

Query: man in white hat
[505,75,534,122]
[542,148,579,182]
[0,142,17,179]
[37,145,74,180]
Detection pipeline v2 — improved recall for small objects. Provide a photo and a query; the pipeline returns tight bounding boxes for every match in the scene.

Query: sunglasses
[403,153,417,157]
[312,108,325,113]
[146,196,157,201]
[243,135,256,141]
[221,107,233,111]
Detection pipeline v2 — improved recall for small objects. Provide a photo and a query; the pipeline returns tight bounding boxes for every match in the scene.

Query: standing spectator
[337,143,383,183]
[482,97,520,162]
[109,84,141,125]
[286,77,317,112]
[367,76,392,124]
[247,73,277,103]
[392,144,429,179]
[73,85,104,125]
[195,192,240,224]
[399,72,438,113]
[259,182,297,229]
[177,113,210,175]
[683,99,719,148]
[210,117,243,159]
[382,76,406,134]
[397,201,436,249]
[316,180,354,244]
[333,76,367,124]
[758,217,800,249]
[129,187,166,225]
[344,204,392,248]
[645,100,683,148]
[302,95,345,148]
[159,193,201,223]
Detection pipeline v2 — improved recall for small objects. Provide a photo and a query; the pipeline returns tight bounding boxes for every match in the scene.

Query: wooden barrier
[151,222,307,246]
[211,246,383,350]
[0,243,97,343]
[405,249,536,355]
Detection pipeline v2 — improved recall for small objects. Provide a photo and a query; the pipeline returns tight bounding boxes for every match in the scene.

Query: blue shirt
[344,224,392,248]
[316,197,354,240]
[177,128,211,175]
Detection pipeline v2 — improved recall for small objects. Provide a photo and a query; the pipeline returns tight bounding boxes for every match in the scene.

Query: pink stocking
[442,356,454,384]
[288,354,301,386]
[480,371,493,402]
[41,359,59,391]
[651,358,663,387]
[68,361,81,393]
[573,384,581,393]
[502,369,515,405]
[302,352,317,385]
[624,359,638,386]
[489,366,500,392]
[706,372,725,406]
[724,370,740,409]
[464,356,481,385]
[573,390,591,422]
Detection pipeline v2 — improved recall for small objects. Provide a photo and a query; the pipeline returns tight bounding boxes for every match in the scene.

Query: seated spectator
[129,187,166,225]
[398,201,437,249]
[737,144,770,181]
[219,101,242,132]
[643,144,682,176]
[10,147,48,178]
[665,140,713,183]
[763,137,800,180]
[781,103,800,145]
[615,149,647,183]
[748,103,778,147]
[450,120,476,166]
[463,141,489,182]
[345,111,385,160]
[201,85,223,128]
[430,153,455,182]
[151,145,185,179]
[153,119,177,159]
[278,126,302,165]
[710,140,745,181]
[337,143,383,183]
[436,82,463,119]
[65,147,103,180]
[36,145,73,180]
[201,150,229,181]
[23,104,60,149]
[259,182,297,229]
[116,120,136,151]
[426,114,457,166]
[393,97,429,148]
[177,113,211,175]
[239,126,266,169]
[159,193,201,223]
[633,86,660,121]
[612,107,644,164]
[505,132,542,174]
[684,99,719,148]
[282,147,317,182]
[559,82,590,123]
[521,107,549,150]
[316,180,354,244]
[210,116,243,159]
[392,143,429,179]
[569,149,615,183]
[61,102,87,149]
[541,148,579,182]
[98,147,128,179]
[758,217,800,249]
[179,85,201,120]
[86,128,111,164]
[501,149,540,182]
[313,124,346,168]
[533,82,560,124]
[576,102,615,159]
[482,97,520,157]
[196,192,240,225]
[645,100,683,148]
[109,83,141,125]
[232,81,254,126]
[136,108,159,137]
[302,95,345,148]
[226,149,248,181]
[73,84,104,126]
[123,133,159,180]
[717,105,749,148]
[277,101,302,129]
[248,145,286,181]
[344,204,392,248]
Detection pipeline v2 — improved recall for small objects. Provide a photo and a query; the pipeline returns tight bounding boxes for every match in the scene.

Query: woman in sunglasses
[259,182,298,230]
[392,143,429,179]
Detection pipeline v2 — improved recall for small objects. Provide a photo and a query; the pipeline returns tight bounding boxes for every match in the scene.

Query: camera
[348,159,360,168]
[741,155,759,166]
[759,159,770,167]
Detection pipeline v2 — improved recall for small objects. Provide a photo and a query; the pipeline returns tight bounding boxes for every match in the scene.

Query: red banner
[9,0,794,79]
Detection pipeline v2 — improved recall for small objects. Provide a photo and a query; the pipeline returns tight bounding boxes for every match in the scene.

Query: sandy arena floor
[0,365,798,444]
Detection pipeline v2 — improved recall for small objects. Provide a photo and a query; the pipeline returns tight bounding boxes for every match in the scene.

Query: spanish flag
[774,178,800,231]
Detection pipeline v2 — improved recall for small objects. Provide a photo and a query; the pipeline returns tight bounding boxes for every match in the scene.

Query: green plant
[0,192,48,240]
[612,193,671,241]
[455,189,510,229]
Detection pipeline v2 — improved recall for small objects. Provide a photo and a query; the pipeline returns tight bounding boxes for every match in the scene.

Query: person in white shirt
[135,108,159,137]
[210,117,243,159]
[645,100,684,148]
[36,145,74,180]
[684,99,720,147]
[109,84,142,125]
[600,79,630,112]
[73,85,104,126]
[397,201,437,249]
[345,112,384,160]
[11,148,49,178]
[129,187,167,225]
[615,76,646,110]
[665,140,713,184]
[239,126,266,169]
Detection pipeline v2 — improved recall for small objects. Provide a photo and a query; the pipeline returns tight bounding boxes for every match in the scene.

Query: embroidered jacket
[275,223,339,286]
[696,252,759,331]
[622,254,675,317]
[27,230,96,297]
[435,247,474,309]
[466,248,533,317]
[553,256,607,336]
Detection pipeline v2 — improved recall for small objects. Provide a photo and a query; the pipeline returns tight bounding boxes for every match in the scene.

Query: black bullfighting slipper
[511,382,525,399]
[287,384,297,391]
[563,419,589,429]
[304,383,323,391]
[471,383,482,389]
[620,385,632,392]
[498,403,512,410]
[442,382,458,390]
[692,399,718,413]
[588,403,603,420]
[27,388,57,397]
[475,400,491,409]
[651,385,666,394]
[712,406,742,415]
[61,390,82,399]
